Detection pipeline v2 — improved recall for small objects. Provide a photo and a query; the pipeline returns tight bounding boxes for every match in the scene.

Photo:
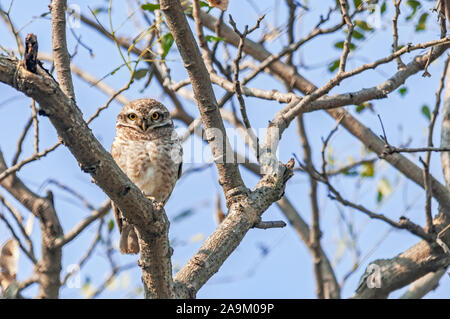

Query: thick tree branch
[352,213,450,299]
[49,0,75,101]
[0,150,62,298]
[160,0,246,205]
[189,6,450,298]
[400,268,447,298]
[0,53,175,298]
[159,0,295,298]
[176,101,340,298]
[173,159,294,298]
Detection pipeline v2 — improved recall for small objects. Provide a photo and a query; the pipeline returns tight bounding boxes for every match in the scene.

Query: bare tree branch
[400,268,447,299]
[0,150,63,298]
[352,213,450,299]
[0,49,174,298]
[49,0,75,101]
[160,0,246,204]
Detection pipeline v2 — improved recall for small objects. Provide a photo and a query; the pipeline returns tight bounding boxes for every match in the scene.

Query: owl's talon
[144,195,163,210]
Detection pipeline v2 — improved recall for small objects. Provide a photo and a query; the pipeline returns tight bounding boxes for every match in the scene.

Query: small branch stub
[253,220,287,229]
[23,34,38,73]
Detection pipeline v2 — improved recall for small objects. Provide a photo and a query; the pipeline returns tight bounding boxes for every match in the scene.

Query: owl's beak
[141,121,147,132]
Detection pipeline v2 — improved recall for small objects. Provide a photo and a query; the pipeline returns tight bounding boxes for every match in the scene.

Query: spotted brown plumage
[111,98,182,254]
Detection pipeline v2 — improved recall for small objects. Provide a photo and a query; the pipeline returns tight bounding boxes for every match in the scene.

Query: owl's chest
[115,139,180,200]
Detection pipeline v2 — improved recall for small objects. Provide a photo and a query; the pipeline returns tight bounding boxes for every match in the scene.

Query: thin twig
[422,56,450,233]
[325,157,378,177]
[30,99,39,153]
[321,114,344,175]
[392,0,406,69]
[0,142,62,183]
[11,117,33,166]
[211,10,225,63]
[40,179,96,211]
[0,4,24,57]
[0,193,34,257]
[193,0,214,72]
[53,200,111,248]
[0,210,37,264]
[285,0,296,66]
[338,0,353,74]
[228,14,264,159]
[298,162,435,243]
[61,218,105,286]
[86,82,132,125]
[88,262,136,299]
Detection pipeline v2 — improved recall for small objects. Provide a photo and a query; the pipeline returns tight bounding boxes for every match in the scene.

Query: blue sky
[0,0,448,298]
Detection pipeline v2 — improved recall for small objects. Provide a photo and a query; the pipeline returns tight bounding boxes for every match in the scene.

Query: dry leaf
[189,233,205,243]
[207,0,229,11]
[24,214,34,236]
[0,239,19,291]
[214,193,226,224]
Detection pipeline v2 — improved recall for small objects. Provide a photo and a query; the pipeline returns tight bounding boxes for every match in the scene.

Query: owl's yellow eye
[128,113,137,121]
[151,112,161,121]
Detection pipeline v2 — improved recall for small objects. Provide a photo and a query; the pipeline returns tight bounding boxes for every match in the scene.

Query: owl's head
[116,98,173,137]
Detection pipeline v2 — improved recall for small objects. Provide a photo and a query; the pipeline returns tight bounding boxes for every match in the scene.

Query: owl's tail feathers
[119,224,140,254]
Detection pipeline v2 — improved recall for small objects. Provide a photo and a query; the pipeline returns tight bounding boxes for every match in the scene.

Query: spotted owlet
[111,98,182,254]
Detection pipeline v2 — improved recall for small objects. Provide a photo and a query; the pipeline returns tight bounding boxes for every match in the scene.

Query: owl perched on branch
[111,99,182,254]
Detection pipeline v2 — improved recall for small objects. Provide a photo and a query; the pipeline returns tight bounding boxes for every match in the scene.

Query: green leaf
[377,178,392,203]
[354,20,373,32]
[133,68,149,80]
[200,0,214,13]
[110,65,122,76]
[205,35,226,43]
[161,32,174,58]
[334,41,356,50]
[353,0,362,9]
[328,59,340,73]
[398,87,408,96]
[141,3,160,11]
[185,1,212,15]
[355,102,372,113]
[380,1,387,14]
[92,7,108,15]
[199,1,211,8]
[377,190,383,203]
[361,162,375,178]
[356,104,365,113]
[415,13,428,32]
[352,29,365,40]
[108,219,115,232]
[173,209,195,223]
[342,170,359,177]
[406,0,421,20]
[421,105,431,121]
